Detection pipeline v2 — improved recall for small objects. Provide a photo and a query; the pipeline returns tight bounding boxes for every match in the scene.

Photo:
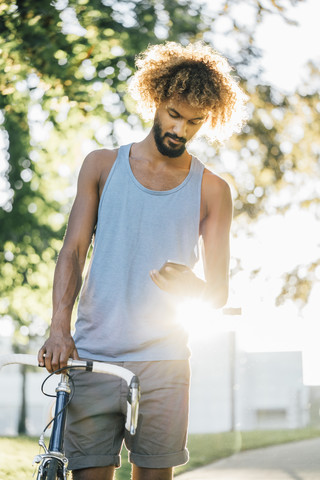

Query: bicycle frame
[33,373,71,480]
[0,354,140,480]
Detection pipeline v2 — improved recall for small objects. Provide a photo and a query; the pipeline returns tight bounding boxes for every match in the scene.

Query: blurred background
[0,0,319,437]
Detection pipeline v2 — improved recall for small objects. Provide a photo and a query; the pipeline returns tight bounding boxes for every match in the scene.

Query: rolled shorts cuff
[67,453,121,471]
[129,448,189,469]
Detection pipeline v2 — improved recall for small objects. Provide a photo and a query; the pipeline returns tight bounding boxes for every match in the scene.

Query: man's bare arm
[200,172,232,307]
[38,149,116,372]
[150,171,232,309]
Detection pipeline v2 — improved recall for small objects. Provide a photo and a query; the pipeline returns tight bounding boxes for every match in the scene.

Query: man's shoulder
[202,167,231,197]
[201,168,232,222]
[84,148,118,167]
[80,148,119,181]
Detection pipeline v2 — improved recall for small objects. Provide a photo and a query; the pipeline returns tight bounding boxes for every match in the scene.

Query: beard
[153,117,187,158]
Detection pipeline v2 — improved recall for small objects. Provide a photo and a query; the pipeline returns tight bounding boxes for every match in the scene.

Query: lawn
[1,428,320,479]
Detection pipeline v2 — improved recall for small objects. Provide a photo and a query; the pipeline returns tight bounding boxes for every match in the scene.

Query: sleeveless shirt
[73,143,205,361]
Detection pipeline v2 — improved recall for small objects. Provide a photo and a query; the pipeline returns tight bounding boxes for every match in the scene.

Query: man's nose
[173,119,187,138]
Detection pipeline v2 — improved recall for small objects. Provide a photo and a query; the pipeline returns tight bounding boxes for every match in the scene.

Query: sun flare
[175,298,238,341]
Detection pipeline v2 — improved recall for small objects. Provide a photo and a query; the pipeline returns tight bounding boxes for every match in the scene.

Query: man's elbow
[205,284,229,310]
[212,292,228,309]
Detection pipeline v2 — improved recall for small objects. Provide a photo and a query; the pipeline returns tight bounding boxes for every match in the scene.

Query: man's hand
[38,330,79,373]
[150,261,204,297]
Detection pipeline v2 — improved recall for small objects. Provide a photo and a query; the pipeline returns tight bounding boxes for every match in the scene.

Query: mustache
[165,133,187,144]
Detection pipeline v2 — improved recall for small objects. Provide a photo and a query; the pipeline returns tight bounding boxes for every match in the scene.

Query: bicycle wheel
[42,458,64,480]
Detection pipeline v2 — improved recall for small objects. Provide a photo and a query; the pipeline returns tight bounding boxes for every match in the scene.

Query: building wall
[188,332,232,433]
[236,351,310,430]
[188,334,310,433]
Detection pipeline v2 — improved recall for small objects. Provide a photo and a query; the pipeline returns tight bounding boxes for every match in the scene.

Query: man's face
[152,99,208,158]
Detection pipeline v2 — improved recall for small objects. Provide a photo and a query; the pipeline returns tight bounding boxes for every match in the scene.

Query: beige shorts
[64,360,190,471]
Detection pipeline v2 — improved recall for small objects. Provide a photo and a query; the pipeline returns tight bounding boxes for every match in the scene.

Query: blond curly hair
[128,41,248,141]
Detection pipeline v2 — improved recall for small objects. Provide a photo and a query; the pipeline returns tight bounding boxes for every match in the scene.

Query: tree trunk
[18,364,27,435]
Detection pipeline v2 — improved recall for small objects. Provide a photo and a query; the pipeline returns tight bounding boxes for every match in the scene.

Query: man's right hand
[38,331,79,373]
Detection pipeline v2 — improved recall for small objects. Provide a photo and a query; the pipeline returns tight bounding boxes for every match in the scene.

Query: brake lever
[125,375,140,435]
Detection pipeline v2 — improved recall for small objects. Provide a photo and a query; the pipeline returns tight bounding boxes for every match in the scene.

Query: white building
[188,331,311,433]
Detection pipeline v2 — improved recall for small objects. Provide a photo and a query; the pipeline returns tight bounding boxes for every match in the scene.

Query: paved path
[178,437,320,480]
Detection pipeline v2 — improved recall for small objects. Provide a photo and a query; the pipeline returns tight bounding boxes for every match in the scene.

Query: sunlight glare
[237,303,304,353]
[175,298,239,342]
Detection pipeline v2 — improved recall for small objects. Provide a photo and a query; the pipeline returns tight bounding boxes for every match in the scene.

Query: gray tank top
[74,143,205,361]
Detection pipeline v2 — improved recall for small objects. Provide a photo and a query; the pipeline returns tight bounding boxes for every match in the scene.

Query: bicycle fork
[34,373,70,480]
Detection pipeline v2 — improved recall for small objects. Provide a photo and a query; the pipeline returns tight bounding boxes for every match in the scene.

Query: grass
[0,436,40,479]
[1,428,320,479]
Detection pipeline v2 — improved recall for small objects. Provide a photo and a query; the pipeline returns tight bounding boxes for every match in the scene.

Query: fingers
[150,269,168,290]
[150,267,188,293]
[38,337,78,373]
[38,345,46,367]
[160,262,190,276]
[38,346,60,373]
[38,343,56,373]
[72,347,80,361]
[42,351,66,374]
[42,350,57,374]
[150,267,176,291]
[150,264,203,297]
[44,350,54,373]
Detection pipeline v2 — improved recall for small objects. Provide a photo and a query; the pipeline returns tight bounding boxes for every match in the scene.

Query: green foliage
[276,259,320,307]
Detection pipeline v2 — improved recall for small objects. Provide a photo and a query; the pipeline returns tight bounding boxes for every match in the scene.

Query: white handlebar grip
[0,354,39,370]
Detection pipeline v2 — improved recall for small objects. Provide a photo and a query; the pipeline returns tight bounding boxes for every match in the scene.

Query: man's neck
[128,133,193,191]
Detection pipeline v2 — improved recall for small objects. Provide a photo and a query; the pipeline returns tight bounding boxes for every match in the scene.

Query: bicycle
[0,354,140,480]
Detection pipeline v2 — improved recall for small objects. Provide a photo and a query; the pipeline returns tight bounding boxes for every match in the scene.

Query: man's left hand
[150,261,204,297]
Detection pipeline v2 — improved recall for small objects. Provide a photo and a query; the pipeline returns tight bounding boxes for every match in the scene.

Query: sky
[202,0,320,94]
[255,0,320,93]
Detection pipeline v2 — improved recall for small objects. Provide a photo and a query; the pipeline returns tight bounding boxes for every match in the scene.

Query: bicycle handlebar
[0,354,140,435]
[0,353,40,370]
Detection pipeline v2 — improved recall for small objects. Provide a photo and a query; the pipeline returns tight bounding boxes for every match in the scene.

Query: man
[38,41,247,480]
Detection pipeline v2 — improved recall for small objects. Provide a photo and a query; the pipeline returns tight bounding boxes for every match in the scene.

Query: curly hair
[128,41,248,141]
